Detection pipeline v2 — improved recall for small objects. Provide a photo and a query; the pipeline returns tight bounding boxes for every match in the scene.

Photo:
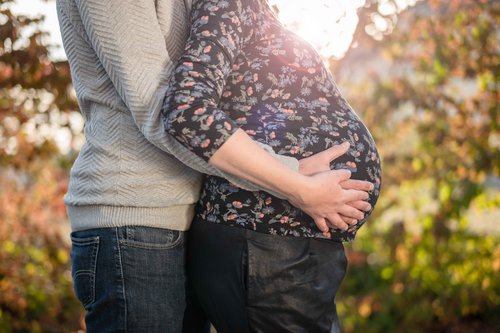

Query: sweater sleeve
[162,0,258,161]
[68,0,298,192]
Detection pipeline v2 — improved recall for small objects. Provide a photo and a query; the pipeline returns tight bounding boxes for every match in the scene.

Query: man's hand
[298,142,350,177]
[288,169,370,234]
[298,142,374,230]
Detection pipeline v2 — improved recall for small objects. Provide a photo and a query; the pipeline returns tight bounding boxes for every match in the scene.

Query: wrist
[298,159,314,176]
[283,173,311,205]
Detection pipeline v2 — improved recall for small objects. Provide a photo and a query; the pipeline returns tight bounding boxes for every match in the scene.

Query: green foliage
[333,0,500,332]
[0,159,84,332]
[340,224,500,333]
[0,0,77,168]
[0,0,83,331]
[1,0,499,332]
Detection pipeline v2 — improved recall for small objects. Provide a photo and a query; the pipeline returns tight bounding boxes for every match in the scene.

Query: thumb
[325,141,350,163]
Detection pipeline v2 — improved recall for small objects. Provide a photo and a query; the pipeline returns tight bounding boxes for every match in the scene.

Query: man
[56,0,373,331]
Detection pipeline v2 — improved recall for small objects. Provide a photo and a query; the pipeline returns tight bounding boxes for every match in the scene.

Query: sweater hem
[67,204,196,232]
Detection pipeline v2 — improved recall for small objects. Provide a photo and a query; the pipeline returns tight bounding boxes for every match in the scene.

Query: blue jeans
[70,226,190,332]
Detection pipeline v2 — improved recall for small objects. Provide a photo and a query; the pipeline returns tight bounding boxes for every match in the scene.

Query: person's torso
[197,1,382,242]
[58,0,201,231]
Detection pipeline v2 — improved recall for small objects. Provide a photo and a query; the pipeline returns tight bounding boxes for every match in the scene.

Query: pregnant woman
[162,0,381,331]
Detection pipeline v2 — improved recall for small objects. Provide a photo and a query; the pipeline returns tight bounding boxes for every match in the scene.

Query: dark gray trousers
[185,220,347,333]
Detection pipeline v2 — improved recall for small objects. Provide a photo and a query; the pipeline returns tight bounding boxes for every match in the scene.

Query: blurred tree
[1,0,499,332]
[331,1,500,332]
[0,0,83,331]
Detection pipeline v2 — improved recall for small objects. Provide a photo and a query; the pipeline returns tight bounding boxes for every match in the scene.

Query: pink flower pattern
[162,0,382,242]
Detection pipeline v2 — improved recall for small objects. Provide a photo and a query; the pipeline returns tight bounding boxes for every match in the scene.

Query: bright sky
[12,0,418,60]
[11,0,377,60]
[269,0,366,58]
[10,0,65,60]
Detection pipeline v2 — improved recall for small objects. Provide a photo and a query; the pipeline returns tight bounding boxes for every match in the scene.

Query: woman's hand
[298,142,374,230]
[208,129,372,233]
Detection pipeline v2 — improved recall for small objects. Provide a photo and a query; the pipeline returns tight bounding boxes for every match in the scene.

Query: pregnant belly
[264,108,382,220]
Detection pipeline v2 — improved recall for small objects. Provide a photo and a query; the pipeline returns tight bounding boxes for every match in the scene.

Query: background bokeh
[1,0,499,332]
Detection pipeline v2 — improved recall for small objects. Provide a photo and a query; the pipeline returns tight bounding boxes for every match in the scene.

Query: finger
[326,214,349,231]
[338,205,365,220]
[341,179,374,192]
[347,200,372,212]
[340,215,358,226]
[335,169,352,182]
[323,141,350,162]
[344,189,370,202]
[314,217,329,233]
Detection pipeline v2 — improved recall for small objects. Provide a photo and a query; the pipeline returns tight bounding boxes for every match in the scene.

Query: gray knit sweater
[56,0,298,232]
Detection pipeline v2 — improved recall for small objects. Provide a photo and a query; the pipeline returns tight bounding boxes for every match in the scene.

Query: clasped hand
[290,142,374,235]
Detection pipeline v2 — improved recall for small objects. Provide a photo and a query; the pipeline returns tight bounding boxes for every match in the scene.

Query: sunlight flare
[269,0,365,58]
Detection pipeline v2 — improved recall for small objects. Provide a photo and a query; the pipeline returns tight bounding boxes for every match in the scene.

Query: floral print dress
[162,0,381,242]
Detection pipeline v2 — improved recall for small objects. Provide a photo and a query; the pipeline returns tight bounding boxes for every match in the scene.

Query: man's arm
[67,0,297,195]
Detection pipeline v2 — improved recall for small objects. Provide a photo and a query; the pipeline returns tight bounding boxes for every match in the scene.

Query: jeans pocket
[119,226,184,249]
[70,235,99,309]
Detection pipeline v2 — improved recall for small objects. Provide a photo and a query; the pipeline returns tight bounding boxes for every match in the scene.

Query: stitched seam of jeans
[115,228,127,332]
[73,237,99,309]
[117,231,183,250]
[74,270,94,276]
[70,236,99,245]
[90,238,99,308]
[126,226,133,240]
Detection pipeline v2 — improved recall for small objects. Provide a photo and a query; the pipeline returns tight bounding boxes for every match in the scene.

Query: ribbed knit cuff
[67,204,196,232]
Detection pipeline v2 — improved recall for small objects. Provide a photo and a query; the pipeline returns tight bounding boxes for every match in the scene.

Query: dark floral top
[162,0,381,242]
